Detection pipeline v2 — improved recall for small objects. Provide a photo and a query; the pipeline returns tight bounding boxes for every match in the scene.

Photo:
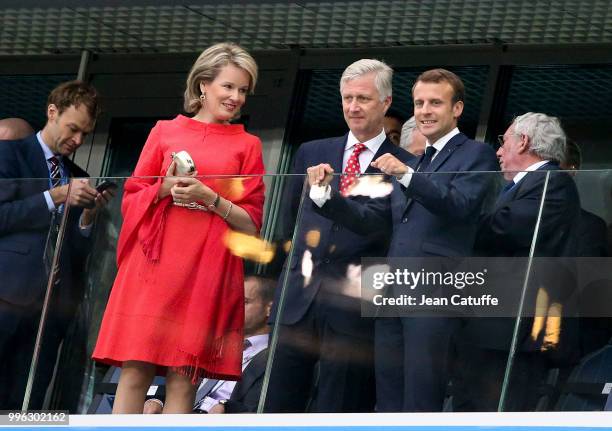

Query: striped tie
[47,156,63,287]
[49,156,62,187]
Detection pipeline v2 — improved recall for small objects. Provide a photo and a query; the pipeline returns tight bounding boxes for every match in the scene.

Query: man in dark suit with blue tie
[0,80,113,409]
[265,59,413,413]
[307,69,499,411]
[453,112,581,411]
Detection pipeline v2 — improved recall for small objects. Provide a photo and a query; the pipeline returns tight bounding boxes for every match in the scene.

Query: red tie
[340,143,367,196]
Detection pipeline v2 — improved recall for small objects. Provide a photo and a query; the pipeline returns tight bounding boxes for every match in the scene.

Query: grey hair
[399,116,417,150]
[512,112,567,164]
[340,59,393,102]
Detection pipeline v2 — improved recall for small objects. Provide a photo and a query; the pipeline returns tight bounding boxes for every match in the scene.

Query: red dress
[93,115,265,380]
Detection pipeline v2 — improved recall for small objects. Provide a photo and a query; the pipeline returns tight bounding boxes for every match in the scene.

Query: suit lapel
[426,133,465,173]
[230,349,267,401]
[364,138,394,174]
[329,135,347,191]
[495,162,557,208]
[64,158,89,178]
[23,134,50,179]
[400,133,466,216]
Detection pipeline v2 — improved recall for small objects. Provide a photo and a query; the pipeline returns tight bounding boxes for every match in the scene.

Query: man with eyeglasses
[454,112,580,411]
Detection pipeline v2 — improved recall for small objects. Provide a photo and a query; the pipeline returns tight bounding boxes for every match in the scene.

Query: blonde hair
[183,42,258,114]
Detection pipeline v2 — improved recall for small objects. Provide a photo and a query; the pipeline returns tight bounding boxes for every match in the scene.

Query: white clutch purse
[171,151,196,175]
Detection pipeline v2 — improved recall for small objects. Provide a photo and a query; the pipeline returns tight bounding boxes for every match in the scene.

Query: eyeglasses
[497,133,522,148]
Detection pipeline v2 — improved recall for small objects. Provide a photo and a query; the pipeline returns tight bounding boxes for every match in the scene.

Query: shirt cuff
[309,184,332,207]
[44,191,56,212]
[79,213,93,237]
[199,396,216,413]
[397,166,415,188]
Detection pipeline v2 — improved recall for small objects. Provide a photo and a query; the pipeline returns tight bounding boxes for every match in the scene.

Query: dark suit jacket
[318,133,499,260]
[475,163,580,258]
[0,134,89,308]
[224,348,268,413]
[462,163,581,351]
[271,134,413,333]
[578,209,609,258]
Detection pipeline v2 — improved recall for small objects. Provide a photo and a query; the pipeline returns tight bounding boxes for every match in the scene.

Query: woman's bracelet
[206,193,220,211]
[222,201,233,220]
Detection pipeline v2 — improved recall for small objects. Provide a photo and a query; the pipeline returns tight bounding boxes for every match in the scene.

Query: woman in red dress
[93,43,265,414]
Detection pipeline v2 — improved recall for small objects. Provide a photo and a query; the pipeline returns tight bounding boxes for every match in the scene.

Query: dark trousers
[264,293,375,413]
[375,316,461,412]
[452,342,547,411]
[0,299,67,410]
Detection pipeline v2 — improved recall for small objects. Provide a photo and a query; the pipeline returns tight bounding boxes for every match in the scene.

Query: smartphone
[96,180,118,193]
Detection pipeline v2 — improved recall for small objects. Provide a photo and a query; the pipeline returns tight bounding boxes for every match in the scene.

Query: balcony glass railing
[2,169,611,413]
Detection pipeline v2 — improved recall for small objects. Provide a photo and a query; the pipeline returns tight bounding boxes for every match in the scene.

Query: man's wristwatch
[218,399,228,406]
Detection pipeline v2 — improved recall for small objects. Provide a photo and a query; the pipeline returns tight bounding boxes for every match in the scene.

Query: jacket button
[323,258,331,264]
[402,217,409,223]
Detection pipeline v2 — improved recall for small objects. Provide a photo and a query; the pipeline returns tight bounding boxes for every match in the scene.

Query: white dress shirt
[397,127,460,188]
[310,129,386,205]
[510,160,550,185]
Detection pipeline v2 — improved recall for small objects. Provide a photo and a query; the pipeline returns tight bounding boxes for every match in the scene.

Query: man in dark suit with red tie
[0,80,113,409]
[307,69,499,411]
[265,59,413,413]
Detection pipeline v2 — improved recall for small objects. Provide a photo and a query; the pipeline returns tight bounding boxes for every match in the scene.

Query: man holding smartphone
[0,80,114,409]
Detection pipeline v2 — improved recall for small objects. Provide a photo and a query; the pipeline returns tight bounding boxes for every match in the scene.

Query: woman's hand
[157,161,199,200]
[171,175,216,205]
[158,161,180,200]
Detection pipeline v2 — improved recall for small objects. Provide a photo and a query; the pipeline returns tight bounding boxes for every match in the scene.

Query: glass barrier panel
[511,169,612,412]
[34,173,299,414]
[33,176,125,413]
[498,169,612,412]
[16,169,612,414]
[0,177,72,411]
[263,170,534,413]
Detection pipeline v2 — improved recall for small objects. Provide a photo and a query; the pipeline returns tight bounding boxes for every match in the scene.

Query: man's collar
[425,127,460,153]
[346,129,386,154]
[511,160,549,184]
[36,131,58,161]
[245,333,269,351]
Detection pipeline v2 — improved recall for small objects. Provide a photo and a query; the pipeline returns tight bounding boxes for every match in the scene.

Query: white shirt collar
[346,128,386,155]
[512,160,549,185]
[425,127,460,155]
[36,131,59,161]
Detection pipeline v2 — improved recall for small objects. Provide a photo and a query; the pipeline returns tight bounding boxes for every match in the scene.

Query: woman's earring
[199,93,206,103]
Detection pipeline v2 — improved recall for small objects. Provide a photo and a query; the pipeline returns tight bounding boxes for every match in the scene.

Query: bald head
[0,118,34,141]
